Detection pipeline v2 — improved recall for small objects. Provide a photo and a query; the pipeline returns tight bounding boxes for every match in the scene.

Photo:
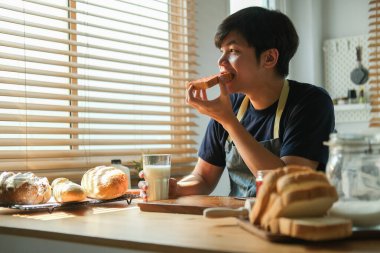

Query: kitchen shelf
[334,103,370,112]
[334,103,370,123]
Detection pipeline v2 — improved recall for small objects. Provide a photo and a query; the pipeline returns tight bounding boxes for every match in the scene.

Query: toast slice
[278,216,352,241]
[187,72,233,90]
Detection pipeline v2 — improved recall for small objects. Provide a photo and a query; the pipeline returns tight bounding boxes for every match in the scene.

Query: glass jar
[325,133,380,227]
[255,170,264,196]
[111,159,131,189]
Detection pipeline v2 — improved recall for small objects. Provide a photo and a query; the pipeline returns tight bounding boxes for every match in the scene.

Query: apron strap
[273,79,289,139]
[226,79,289,142]
[226,96,250,142]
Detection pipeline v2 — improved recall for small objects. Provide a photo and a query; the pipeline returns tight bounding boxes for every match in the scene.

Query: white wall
[195,0,230,195]
[284,0,370,133]
[194,0,229,147]
[286,0,369,86]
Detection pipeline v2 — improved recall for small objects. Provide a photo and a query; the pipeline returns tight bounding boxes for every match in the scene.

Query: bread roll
[0,171,51,205]
[278,217,352,241]
[81,166,128,200]
[51,178,86,203]
[186,72,233,90]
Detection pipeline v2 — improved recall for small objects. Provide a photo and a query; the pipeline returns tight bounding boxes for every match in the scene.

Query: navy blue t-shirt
[198,80,335,171]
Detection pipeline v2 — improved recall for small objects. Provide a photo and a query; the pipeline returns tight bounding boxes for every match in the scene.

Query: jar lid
[324,133,368,147]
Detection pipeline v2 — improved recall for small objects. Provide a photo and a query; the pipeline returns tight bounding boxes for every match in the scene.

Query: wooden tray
[237,219,380,243]
[138,195,245,215]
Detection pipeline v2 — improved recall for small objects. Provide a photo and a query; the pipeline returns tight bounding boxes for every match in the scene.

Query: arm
[186,82,323,177]
[175,158,224,197]
[222,119,319,176]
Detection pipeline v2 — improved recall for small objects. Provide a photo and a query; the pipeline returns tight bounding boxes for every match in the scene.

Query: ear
[261,48,279,69]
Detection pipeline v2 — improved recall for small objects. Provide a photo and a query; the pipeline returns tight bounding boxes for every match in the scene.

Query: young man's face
[218,31,260,94]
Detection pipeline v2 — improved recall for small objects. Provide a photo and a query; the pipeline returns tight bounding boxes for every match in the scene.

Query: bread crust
[248,165,349,240]
[276,171,329,194]
[249,165,313,225]
[52,178,86,203]
[81,166,128,200]
[186,72,233,90]
[0,171,51,205]
[278,217,352,241]
[261,185,339,229]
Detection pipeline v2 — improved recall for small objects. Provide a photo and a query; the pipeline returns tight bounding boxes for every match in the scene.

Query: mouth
[220,71,235,82]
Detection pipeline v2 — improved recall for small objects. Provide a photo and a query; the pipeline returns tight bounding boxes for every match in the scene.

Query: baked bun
[81,166,128,200]
[51,178,86,203]
[0,171,51,205]
[186,72,233,90]
[250,166,351,240]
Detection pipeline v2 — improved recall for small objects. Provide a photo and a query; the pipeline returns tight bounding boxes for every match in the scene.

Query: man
[140,6,334,198]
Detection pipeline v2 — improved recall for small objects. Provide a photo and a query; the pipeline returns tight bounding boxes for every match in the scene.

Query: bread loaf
[278,217,352,241]
[261,185,338,229]
[248,165,351,241]
[249,165,313,225]
[186,72,233,90]
[51,178,86,203]
[0,171,51,205]
[81,166,128,200]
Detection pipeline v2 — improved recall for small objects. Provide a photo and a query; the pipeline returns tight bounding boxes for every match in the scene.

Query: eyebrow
[221,39,239,48]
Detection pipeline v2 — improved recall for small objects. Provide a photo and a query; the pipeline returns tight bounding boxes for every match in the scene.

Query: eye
[229,48,239,54]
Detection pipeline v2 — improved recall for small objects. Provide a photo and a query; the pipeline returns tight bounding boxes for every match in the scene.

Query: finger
[138,180,148,190]
[194,89,201,99]
[186,85,201,105]
[186,84,195,104]
[219,81,228,96]
[168,178,178,198]
[140,191,148,202]
[138,170,145,179]
[200,88,208,100]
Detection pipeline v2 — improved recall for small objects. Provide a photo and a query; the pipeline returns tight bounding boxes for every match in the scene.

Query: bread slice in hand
[186,72,233,90]
[278,216,352,241]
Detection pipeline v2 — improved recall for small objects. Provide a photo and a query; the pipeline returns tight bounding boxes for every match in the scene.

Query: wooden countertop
[0,199,379,253]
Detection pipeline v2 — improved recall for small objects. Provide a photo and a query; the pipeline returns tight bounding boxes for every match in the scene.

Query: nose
[218,53,229,68]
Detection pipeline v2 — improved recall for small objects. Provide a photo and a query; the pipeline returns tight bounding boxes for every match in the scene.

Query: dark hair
[214,7,299,77]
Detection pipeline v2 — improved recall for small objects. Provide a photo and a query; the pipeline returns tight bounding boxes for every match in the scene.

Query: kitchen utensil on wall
[350,46,369,85]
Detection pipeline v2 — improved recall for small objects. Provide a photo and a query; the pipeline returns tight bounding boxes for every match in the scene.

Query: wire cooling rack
[0,193,140,213]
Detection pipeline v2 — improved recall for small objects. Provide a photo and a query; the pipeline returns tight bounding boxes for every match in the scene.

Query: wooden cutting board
[138,195,245,215]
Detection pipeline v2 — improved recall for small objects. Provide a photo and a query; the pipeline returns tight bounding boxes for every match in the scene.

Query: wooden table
[0,200,379,253]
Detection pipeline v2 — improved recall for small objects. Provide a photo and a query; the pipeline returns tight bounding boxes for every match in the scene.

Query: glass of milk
[143,154,171,201]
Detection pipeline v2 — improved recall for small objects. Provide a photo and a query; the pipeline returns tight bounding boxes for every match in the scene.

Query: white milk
[144,165,171,201]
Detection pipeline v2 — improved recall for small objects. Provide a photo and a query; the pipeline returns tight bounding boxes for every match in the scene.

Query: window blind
[0,0,198,183]
[369,0,380,127]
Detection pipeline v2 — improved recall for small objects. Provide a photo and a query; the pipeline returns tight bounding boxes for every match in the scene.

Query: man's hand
[138,171,179,201]
[185,79,236,127]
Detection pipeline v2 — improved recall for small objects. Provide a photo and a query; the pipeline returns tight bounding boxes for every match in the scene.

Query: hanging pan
[350,46,369,85]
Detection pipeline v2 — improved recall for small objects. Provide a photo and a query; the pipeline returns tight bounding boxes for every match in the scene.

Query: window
[0,0,197,183]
